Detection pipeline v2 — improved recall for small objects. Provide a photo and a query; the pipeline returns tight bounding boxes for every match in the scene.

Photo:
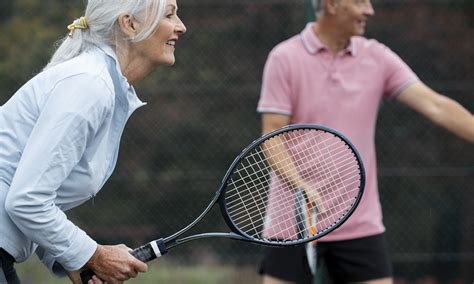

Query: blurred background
[0,0,473,283]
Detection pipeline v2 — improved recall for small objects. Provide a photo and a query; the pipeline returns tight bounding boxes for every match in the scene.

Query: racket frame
[140,124,366,251]
[80,124,365,283]
[217,123,365,246]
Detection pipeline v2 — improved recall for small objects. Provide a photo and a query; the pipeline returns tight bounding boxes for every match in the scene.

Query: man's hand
[84,244,148,284]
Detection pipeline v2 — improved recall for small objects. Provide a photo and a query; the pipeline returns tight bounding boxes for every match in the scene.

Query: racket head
[218,124,365,246]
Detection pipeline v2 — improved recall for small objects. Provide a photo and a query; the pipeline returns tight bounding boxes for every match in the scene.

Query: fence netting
[0,0,473,282]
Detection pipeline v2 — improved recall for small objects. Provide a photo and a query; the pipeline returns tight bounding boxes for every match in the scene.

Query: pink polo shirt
[257,22,419,242]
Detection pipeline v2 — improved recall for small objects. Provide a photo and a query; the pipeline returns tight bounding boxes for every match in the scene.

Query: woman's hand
[84,244,148,283]
[66,269,82,284]
[67,269,106,284]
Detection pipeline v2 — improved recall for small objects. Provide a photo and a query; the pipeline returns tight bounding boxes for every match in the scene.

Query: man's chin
[354,28,366,37]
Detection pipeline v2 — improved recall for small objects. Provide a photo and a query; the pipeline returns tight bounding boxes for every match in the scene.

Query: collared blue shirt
[0,44,145,273]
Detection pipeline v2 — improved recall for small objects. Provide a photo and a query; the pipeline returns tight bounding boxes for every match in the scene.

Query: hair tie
[67,16,88,37]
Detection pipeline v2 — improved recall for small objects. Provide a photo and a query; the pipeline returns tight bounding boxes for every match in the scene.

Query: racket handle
[131,239,168,262]
[80,270,95,284]
[80,239,167,283]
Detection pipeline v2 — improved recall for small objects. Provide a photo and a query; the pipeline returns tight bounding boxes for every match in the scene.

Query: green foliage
[0,0,83,103]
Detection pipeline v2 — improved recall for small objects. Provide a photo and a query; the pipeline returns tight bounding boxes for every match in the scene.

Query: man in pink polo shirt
[257,0,474,283]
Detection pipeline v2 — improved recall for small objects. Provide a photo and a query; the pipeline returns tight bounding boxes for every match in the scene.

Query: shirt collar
[95,43,131,87]
[300,22,357,56]
[95,43,146,111]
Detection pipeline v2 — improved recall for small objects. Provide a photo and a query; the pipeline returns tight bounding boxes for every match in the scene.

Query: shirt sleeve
[381,44,420,99]
[35,247,67,277]
[5,73,113,271]
[257,50,293,115]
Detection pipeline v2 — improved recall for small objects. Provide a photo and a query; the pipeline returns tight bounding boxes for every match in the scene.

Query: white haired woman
[0,0,186,283]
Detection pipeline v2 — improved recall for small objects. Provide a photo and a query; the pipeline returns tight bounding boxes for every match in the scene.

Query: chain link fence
[1,0,473,282]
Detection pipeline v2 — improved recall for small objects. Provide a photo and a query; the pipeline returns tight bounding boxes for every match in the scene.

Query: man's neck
[313,20,351,55]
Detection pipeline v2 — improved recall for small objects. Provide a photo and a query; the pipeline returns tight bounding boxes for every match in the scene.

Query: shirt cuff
[54,229,97,272]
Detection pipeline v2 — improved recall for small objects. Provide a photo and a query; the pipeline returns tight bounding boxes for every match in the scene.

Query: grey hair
[312,0,325,19]
[44,0,166,70]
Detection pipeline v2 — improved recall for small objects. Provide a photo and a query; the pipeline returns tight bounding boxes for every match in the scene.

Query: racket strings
[224,129,362,242]
[228,155,268,235]
[243,140,354,192]
[225,164,358,226]
[228,168,361,232]
[227,131,358,239]
[252,163,359,236]
[225,135,356,205]
[226,141,358,214]
[227,142,355,199]
[229,178,359,240]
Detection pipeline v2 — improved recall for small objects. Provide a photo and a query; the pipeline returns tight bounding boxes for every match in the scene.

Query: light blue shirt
[0,44,145,274]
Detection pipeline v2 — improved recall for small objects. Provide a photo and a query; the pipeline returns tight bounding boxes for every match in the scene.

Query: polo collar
[301,22,357,56]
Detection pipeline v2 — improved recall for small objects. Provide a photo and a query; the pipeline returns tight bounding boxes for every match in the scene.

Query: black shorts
[259,233,393,283]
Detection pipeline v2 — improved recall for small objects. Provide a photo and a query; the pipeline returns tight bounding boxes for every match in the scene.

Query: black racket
[295,189,318,275]
[81,124,365,283]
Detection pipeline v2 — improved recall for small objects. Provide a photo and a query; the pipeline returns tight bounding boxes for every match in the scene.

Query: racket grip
[80,270,94,284]
[131,239,168,262]
[80,239,167,283]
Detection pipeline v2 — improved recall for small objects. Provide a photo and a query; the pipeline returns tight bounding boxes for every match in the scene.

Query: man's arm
[396,82,474,143]
[260,113,324,208]
[262,113,291,135]
[261,113,304,189]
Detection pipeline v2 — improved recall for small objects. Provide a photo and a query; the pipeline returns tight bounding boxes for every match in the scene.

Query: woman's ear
[117,14,138,38]
[326,0,341,15]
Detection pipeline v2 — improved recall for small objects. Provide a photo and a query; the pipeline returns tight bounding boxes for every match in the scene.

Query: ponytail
[44,0,166,70]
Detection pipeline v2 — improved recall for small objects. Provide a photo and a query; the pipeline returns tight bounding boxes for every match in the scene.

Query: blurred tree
[0,0,82,103]
[304,0,315,23]
[0,0,14,22]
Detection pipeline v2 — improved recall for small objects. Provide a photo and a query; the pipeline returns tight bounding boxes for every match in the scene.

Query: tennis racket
[295,190,318,275]
[81,124,365,283]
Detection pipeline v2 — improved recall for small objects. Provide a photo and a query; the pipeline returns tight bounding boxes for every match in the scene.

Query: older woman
[0,0,186,283]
